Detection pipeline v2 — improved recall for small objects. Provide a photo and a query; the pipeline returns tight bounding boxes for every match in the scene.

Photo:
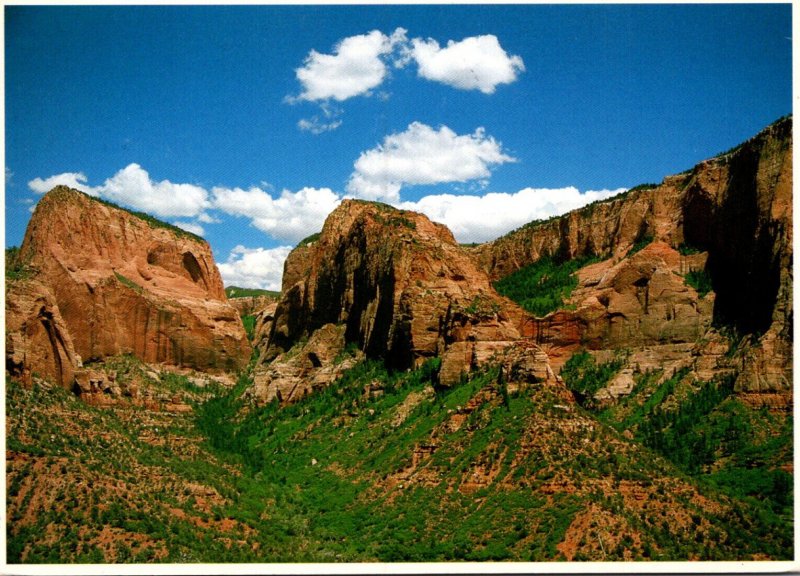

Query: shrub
[225,286,280,298]
[241,315,257,341]
[6,246,32,281]
[297,232,321,247]
[684,269,713,296]
[114,271,143,293]
[560,351,625,408]
[628,234,654,256]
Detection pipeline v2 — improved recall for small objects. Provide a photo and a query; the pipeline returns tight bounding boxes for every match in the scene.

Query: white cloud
[399,187,626,244]
[410,34,524,94]
[217,245,293,291]
[96,163,211,218]
[346,122,515,202]
[212,185,341,243]
[298,101,344,134]
[29,164,211,218]
[28,172,95,195]
[197,213,221,224]
[172,221,205,236]
[298,117,343,134]
[294,28,408,102]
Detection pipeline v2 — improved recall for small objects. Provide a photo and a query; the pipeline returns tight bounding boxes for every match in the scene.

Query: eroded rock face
[7,186,250,387]
[475,118,792,392]
[524,242,714,367]
[227,294,279,317]
[260,200,526,394]
[5,278,81,387]
[250,323,362,404]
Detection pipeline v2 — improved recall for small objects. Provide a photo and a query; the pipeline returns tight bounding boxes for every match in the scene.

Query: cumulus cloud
[217,245,294,291]
[410,34,525,93]
[28,164,211,219]
[28,172,95,195]
[197,213,221,224]
[346,122,515,202]
[294,28,408,102]
[96,163,211,218]
[212,185,341,244]
[399,187,626,244]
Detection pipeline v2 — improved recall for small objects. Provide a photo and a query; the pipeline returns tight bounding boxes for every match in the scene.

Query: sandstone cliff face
[7,186,250,386]
[5,277,80,388]
[227,294,279,317]
[475,117,792,392]
[525,242,713,367]
[255,200,533,402]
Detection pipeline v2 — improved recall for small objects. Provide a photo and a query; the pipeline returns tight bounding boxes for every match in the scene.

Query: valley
[5,116,794,564]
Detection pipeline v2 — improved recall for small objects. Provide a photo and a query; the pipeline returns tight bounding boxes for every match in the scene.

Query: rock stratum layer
[474,117,793,392]
[6,187,250,386]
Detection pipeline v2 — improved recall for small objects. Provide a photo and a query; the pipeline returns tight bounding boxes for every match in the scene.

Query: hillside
[8,351,792,562]
[5,118,793,564]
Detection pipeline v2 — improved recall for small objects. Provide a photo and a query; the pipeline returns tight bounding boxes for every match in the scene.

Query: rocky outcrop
[7,186,250,387]
[255,200,530,401]
[227,294,279,317]
[249,323,363,404]
[524,242,714,366]
[251,302,279,364]
[475,117,792,392]
[5,278,81,388]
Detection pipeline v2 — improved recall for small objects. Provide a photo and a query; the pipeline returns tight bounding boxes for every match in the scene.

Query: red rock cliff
[474,117,792,391]
[263,200,530,390]
[8,186,251,385]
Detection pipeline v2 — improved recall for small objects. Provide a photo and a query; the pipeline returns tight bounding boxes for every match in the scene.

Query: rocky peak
[254,200,539,402]
[7,186,251,387]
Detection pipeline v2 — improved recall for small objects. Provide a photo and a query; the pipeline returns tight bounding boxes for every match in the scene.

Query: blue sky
[5,4,792,289]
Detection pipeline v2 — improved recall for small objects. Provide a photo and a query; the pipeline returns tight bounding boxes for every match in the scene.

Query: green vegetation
[684,269,713,297]
[297,232,321,247]
[560,351,626,409]
[570,362,793,559]
[241,315,257,340]
[677,242,703,256]
[7,348,793,562]
[113,271,144,294]
[371,210,417,230]
[225,286,281,299]
[628,234,653,256]
[627,183,659,193]
[6,370,252,563]
[6,246,32,281]
[493,255,599,317]
[463,295,501,318]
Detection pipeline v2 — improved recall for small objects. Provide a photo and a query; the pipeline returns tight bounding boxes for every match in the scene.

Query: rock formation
[5,277,81,388]
[227,294,279,317]
[474,117,792,392]
[6,186,251,387]
[253,200,534,403]
[523,241,713,365]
